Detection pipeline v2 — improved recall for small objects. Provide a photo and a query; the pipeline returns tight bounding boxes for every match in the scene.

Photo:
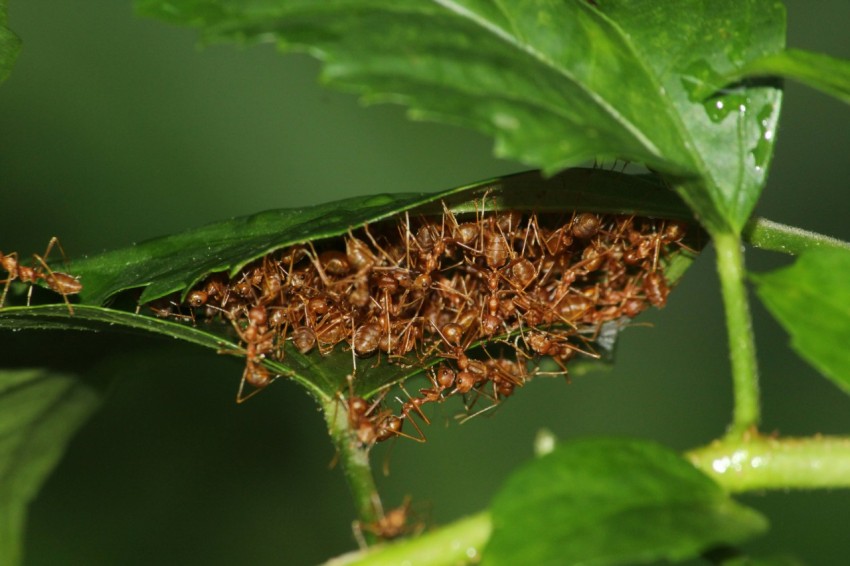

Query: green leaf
[0,305,236,350]
[137,0,696,175]
[720,554,805,566]
[0,369,102,566]
[0,304,420,400]
[595,0,785,234]
[719,48,850,106]
[752,248,850,394]
[484,438,767,566]
[0,0,21,84]
[2,170,703,402]
[65,168,695,306]
[137,0,784,234]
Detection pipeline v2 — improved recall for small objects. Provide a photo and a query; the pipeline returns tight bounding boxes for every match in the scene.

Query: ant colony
[145,196,691,446]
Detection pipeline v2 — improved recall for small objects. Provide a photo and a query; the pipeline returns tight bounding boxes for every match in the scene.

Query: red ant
[354,495,423,545]
[0,237,82,314]
[345,386,423,447]
[215,304,277,403]
[147,295,197,324]
[624,219,691,272]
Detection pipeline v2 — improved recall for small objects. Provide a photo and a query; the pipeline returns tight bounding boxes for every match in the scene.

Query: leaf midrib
[435,0,672,161]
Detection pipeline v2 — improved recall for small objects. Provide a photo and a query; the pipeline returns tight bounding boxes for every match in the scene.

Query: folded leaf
[65,169,695,306]
[1,170,703,402]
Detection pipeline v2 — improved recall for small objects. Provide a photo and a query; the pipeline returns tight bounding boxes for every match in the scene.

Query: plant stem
[322,434,850,565]
[320,395,382,533]
[713,232,760,437]
[687,435,850,492]
[322,512,492,566]
[743,216,850,255]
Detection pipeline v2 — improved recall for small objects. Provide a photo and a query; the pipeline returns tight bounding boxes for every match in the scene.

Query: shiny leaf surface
[753,248,850,395]
[485,438,768,566]
[137,0,785,233]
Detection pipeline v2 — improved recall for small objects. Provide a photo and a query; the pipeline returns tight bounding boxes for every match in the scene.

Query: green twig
[322,435,850,565]
[320,395,382,536]
[688,435,850,492]
[743,216,850,255]
[322,512,492,566]
[713,232,761,436]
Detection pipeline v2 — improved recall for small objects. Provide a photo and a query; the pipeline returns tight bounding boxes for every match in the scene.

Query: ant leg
[235,366,253,404]
[350,317,358,375]
[362,224,399,267]
[0,277,12,309]
[31,252,77,315]
[398,384,430,425]
[456,402,499,424]
[351,520,369,550]
[43,236,71,267]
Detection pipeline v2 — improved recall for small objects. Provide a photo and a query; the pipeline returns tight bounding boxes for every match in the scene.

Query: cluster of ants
[0,203,690,545]
[146,197,690,448]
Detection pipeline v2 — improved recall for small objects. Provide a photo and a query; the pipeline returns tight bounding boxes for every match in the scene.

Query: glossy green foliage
[0,307,434,401]
[485,438,767,566]
[0,305,235,350]
[753,248,850,394]
[595,1,784,234]
[728,48,850,105]
[70,191,431,306]
[137,0,785,234]
[0,169,702,402]
[0,0,20,84]
[0,369,101,566]
[721,554,804,566]
[67,169,695,306]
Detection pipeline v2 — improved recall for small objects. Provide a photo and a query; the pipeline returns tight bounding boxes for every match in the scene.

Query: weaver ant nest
[144,197,694,445]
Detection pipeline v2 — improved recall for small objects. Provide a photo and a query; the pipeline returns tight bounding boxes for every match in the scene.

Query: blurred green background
[1,2,849,564]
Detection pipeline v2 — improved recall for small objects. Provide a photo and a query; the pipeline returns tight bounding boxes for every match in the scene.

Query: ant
[147,295,198,324]
[452,355,526,424]
[354,495,423,546]
[0,237,82,314]
[642,271,669,308]
[290,325,317,354]
[624,219,691,273]
[345,386,423,446]
[215,304,277,403]
[418,364,456,403]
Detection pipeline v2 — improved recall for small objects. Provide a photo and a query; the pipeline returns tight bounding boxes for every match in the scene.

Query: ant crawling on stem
[353,495,424,547]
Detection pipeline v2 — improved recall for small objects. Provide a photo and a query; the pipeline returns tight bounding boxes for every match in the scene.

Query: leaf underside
[137,0,786,233]
[65,168,695,307]
[1,169,703,401]
[729,48,850,106]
